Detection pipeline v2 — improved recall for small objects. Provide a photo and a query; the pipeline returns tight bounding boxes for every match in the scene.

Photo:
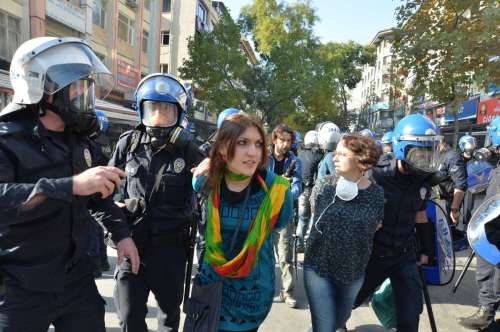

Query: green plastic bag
[371,278,397,329]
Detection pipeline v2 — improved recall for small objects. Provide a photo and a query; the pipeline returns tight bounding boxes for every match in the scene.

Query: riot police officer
[381,130,394,156]
[458,116,500,330]
[317,122,341,179]
[89,110,114,277]
[110,73,204,331]
[296,130,323,251]
[436,136,468,229]
[0,37,139,331]
[459,134,477,163]
[353,114,440,332]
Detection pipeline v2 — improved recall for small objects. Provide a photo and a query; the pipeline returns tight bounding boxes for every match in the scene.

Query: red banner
[116,59,140,90]
[477,98,499,125]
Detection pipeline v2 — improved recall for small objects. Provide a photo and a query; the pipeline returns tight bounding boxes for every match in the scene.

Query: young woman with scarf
[192,113,293,332]
[304,134,384,332]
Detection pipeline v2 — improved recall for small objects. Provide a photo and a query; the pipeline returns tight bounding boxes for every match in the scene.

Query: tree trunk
[452,100,460,150]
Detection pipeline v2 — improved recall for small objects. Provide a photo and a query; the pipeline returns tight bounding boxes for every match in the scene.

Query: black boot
[457,306,495,330]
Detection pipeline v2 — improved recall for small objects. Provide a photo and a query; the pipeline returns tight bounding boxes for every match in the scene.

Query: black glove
[416,222,436,265]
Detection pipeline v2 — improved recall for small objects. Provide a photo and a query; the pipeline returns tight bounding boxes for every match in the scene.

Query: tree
[178,11,250,113]
[393,0,499,144]
[180,0,374,132]
[317,42,375,129]
[239,0,322,127]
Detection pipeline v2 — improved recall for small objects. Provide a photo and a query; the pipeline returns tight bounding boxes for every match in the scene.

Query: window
[118,12,135,45]
[197,2,207,23]
[144,0,151,10]
[0,91,12,111]
[142,30,149,53]
[0,11,20,61]
[162,0,171,12]
[160,64,168,73]
[161,31,170,46]
[92,0,106,29]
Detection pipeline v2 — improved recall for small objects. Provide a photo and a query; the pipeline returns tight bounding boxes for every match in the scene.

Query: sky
[224,0,401,45]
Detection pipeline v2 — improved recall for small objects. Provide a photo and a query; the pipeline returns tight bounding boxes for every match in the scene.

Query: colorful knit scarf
[204,171,289,278]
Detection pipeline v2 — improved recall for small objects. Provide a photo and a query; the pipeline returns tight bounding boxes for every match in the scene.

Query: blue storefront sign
[444,98,479,122]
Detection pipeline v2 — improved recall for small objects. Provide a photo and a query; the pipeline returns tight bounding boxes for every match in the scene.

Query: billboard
[477,98,499,125]
[117,60,140,90]
[444,98,479,122]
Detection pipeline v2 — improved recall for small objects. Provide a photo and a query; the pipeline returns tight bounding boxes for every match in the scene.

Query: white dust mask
[335,175,362,201]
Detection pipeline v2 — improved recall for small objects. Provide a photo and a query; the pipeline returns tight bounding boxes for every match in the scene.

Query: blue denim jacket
[317,151,336,180]
[268,151,302,200]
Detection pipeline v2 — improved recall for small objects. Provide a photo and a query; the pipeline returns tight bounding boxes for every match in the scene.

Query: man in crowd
[268,124,302,308]
[458,116,500,331]
[109,73,204,331]
[0,37,139,331]
[353,114,439,332]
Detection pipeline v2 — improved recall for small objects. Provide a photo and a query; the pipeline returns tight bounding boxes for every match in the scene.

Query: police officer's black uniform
[354,155,433,332]
[0,111,130,331]
[110,127,203,332]
[437,145,468,212]
[89,131,114,275]
[296,147,323,244]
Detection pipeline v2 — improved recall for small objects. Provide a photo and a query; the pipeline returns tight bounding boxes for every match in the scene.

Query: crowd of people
[0,37,499,332]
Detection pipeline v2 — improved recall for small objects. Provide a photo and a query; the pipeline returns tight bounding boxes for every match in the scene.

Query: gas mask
[403,145,440,180]
[42,78,99,138]
[142,101,194,150]
[146,126,193,151]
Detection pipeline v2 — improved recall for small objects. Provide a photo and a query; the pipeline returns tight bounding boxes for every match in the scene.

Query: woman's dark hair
[340,134,381,171]
[206,113,268,189]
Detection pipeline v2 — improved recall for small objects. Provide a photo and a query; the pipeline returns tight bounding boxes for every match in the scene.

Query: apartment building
[159,0,225,77]
[357,28,397,107]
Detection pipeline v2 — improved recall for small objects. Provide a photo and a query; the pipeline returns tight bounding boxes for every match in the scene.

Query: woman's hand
[191,157,211,177]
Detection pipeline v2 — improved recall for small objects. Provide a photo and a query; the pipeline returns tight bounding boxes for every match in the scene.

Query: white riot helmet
[318,122,341,151]
[319,130,341,151]
[6,37,114,136]
[10,37,114,105]
[304,130,319,149]
[317,121,340,135]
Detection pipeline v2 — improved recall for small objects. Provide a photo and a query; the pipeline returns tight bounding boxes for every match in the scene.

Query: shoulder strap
[124,129,141,156]
[229,185,252,255]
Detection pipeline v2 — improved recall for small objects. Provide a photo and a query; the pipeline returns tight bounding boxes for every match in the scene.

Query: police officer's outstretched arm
[448,152,468,223]
[0,147,76,223]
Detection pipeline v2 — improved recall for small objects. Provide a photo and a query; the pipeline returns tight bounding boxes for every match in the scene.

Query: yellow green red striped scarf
[205,172,289,278]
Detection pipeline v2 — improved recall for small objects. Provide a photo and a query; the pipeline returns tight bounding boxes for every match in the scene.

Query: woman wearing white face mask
[304,134,384,332]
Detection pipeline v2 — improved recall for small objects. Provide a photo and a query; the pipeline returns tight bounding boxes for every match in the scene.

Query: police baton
[452,250,475,294]
[182,208,199,313]
[417,264,438,332]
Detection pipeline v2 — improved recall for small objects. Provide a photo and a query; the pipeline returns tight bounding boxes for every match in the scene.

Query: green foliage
[393,0,499,104]
[178,11,250,113]
[180,0,373,132]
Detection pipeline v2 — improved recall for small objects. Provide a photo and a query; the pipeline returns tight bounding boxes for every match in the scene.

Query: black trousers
[0,271,105,332]
[114,242,187,332]
[354,252,423,332]
[476,256,500,310]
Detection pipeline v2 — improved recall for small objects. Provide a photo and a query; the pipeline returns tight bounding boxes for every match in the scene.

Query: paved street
[89,248,495,332]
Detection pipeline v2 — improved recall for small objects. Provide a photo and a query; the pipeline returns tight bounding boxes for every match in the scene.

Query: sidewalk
[95,248,487,332]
